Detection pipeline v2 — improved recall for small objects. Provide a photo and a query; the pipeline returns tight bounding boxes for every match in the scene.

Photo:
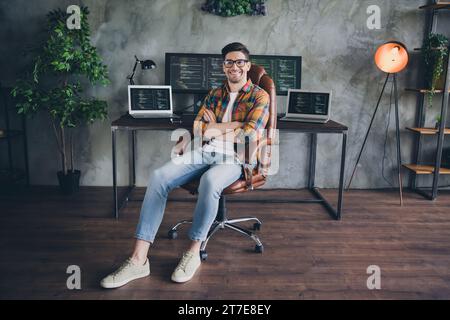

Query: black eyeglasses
[223,59,249,68]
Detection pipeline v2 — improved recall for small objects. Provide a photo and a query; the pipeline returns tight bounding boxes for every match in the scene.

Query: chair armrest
[243,163,254,191]
[174,131,196,156]
[173,136,185,155]
[242,133,274,190]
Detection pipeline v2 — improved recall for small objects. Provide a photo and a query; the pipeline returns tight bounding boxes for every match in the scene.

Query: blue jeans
[135,148,243,243]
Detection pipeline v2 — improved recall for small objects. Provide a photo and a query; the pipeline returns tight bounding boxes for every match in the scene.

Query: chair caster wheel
[168,230,178,239]
[255,244,264,253]
[200,250,208,261]
[253,222,262,231]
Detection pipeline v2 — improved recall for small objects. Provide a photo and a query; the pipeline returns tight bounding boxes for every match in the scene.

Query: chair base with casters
[168,195,264,261]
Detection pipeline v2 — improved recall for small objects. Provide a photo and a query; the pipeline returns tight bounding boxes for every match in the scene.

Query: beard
[228,77,242,84]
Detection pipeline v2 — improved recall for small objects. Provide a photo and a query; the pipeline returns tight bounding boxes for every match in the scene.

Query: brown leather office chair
[168,64,277,260]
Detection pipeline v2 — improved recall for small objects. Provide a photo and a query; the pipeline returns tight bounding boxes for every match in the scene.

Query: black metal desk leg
[309,133,317,189]
[112,128,118,219]
[337,132,347,220]
[132,130,136,187]
[311,131,347,221]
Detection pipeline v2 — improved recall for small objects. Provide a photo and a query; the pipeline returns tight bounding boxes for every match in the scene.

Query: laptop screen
[288,91,330,116]
[129,86,171,111]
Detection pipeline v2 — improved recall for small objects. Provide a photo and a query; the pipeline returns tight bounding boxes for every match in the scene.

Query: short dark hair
[221,42,250,60]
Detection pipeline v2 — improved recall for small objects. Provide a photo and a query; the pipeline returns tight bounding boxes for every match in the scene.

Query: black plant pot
[57,170,81,195]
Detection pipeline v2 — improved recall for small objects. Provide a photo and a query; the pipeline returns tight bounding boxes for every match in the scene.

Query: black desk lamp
[127,55,156,85]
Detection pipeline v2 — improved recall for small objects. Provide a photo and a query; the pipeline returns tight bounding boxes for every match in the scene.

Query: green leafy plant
[201,0,267,17]
[435,115,442,129]
[422,33,449,107]
[12,6,110,176]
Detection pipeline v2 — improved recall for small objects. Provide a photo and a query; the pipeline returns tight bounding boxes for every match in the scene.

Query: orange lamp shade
[374,41,409,73]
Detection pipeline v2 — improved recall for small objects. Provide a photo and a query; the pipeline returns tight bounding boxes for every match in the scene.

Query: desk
[111,114,348,220]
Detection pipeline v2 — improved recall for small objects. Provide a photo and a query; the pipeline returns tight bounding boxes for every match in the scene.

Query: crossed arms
[174,91,269,155]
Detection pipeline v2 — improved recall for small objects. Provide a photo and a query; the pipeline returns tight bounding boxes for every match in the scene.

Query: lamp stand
[127,55,140,85]
[346,73,403,206]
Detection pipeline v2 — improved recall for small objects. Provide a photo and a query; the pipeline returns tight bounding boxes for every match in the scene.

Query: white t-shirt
[203,92,238,156]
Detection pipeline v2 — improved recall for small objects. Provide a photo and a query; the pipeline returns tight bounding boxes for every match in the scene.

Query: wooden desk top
[112,113,348,133]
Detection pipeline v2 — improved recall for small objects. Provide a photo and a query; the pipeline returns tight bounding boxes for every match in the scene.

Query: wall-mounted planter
[201,0,267,17]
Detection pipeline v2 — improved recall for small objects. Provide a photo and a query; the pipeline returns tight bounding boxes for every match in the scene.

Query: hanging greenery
[201,0,267,17]
[422,33,449,108]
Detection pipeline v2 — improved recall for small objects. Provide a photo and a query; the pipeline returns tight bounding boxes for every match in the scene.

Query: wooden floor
[1,186,450,300]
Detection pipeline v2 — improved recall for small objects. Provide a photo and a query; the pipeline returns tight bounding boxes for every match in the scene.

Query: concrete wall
[1,0,449,189]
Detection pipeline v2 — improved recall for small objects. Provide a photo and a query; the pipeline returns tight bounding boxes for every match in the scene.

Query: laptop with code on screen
[280,89,332,123]
[128,85,179,119]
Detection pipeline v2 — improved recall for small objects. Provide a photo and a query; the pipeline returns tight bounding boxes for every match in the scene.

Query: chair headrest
[248,64,266,85]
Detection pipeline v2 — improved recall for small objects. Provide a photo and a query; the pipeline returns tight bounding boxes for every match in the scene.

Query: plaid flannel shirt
[193,79,270,168]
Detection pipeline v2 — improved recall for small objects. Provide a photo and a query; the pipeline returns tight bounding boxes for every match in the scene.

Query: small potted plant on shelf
[12,6,110,194]
[422,33,449,108]
[435,115,442,129]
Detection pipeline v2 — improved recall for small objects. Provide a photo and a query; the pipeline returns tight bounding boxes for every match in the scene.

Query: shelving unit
[0,83,29,188]
[404,1,450,200]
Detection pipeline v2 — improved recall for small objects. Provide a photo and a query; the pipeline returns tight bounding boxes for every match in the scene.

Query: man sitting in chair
[101,42,270,288]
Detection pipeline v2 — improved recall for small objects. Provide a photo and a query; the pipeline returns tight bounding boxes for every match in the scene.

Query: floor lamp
[347,41,409,206]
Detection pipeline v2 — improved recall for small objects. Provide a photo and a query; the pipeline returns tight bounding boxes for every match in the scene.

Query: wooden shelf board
[403,164,450,175]
[419,2,450,10]
[413,47,449,51]
[0,130,24,140]
[406,127,450,135]
[0,168,27,183]
[405,88,450,93]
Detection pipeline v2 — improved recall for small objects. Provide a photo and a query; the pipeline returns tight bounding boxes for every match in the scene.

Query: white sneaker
[100,258,150,289]
[171,251,201,283]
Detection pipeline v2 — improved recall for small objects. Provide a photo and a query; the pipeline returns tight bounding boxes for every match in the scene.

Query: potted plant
[435,115,442,129]
[422,33,449,107]
[12,6,109,194]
